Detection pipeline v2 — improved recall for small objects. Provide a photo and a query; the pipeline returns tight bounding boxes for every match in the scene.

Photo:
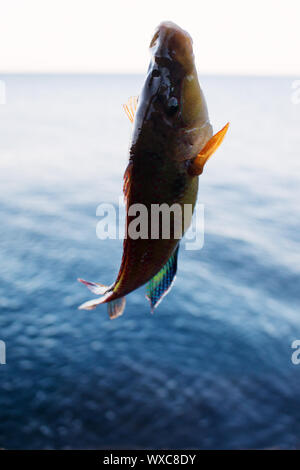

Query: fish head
[131,21,212,160]
[150,21,194,74]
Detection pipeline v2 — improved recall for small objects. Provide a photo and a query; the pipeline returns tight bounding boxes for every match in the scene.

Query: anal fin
[78,278,109,295]
[78,278,126,319]
[146,245,179,313]
[107,297,126,319]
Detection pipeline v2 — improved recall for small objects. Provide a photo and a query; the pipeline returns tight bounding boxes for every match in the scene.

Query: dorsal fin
[146,245,179,313]
[123,161,133,203]
[123,96,138,123]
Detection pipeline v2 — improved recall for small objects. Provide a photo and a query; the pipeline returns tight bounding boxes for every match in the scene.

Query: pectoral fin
[123,96,138,123]
[188,122,229,176]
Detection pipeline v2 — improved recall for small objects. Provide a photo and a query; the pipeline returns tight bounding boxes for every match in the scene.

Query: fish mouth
[150,21,194,71]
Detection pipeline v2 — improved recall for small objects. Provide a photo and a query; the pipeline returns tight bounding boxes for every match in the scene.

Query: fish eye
[167,97,179,116]
[152,69,160,78]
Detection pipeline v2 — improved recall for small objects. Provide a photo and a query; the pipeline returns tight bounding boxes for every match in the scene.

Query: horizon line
[0,71,298,78]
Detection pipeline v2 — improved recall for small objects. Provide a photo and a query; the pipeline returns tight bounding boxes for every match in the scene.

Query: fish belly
[113,159,198,298]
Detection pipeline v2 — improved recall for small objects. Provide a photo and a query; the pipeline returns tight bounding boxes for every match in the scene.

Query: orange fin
[188,122,229,176]
[123,161,133,203]
[123,96,138,123]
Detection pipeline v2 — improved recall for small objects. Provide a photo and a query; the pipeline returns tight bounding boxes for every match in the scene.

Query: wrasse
[78,21,229,318]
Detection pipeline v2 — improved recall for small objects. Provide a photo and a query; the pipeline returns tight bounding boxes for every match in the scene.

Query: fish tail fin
[107,297,126,319]
[146,245,179,313]
[77,278,126,318]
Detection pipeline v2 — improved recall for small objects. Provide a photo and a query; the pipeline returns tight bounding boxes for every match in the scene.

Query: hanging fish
[78,21,229,318]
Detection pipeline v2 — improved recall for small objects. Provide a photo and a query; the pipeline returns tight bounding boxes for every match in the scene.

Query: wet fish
[78,21,229,318]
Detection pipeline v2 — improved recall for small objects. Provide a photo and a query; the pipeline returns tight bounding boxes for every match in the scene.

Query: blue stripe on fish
[145,245,179,312]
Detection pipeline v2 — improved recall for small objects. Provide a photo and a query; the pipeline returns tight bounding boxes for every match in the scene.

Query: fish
[78,21,229,318]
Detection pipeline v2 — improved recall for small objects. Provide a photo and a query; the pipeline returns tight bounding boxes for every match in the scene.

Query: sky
[0,0,299,75]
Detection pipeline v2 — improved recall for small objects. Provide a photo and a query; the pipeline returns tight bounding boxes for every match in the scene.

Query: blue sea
[0,74,299,449]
